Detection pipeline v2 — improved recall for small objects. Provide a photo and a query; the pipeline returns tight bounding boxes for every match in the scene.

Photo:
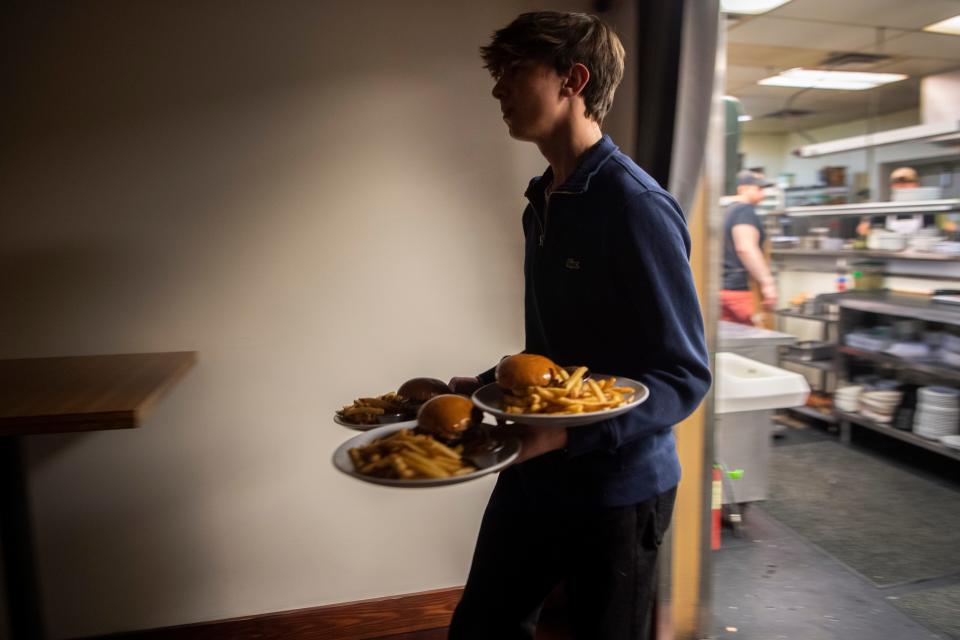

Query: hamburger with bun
[397,377,452,406]
[416,394,482,444]
[496,354,561,395]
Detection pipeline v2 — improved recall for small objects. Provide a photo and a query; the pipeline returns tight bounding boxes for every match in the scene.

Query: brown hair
[480,11,625,125]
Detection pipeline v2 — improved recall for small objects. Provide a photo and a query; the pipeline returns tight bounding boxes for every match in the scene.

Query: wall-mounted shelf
[774,199,960,218]
[772,248,960,262]
[779,355,835,371]
[775,309,839,323]
[840,294,960,327]
[836,411,960,462]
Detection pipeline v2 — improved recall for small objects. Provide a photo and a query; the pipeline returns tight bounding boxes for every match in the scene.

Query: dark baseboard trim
[81,586,463,640]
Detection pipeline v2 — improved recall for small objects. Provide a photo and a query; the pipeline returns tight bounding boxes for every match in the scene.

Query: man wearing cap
[856,166,934,237]
[889,166,919,189]
[721,170,777,325]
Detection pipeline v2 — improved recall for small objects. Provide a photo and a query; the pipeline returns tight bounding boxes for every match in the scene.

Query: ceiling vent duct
[762,108,815,119]
[820,51,892,68]
[796,69,960,157]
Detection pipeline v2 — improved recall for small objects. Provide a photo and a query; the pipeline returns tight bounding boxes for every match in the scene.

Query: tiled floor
[374,424,960,640]
[710,423,960,640]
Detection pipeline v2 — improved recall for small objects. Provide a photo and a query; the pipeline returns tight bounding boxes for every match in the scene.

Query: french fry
[337,391,411,425]
[348,428,481,480]
[587,378,605,401]
[535,386,557,400]
[502,368,634,416]
[402,451,450,478]
[568,379,583,398]
[424,439,461,460]
[453,466,477,476]
[343,405,384,416]
[563,367,588,392]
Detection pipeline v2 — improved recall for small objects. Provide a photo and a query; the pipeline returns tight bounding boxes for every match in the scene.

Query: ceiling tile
[872,58,960,77]
[726,0,955,133]
[877,31,960,60]
[727,16,901,51]
[727,42,827,69]
[725,65,779,91]
[769,0,960,31]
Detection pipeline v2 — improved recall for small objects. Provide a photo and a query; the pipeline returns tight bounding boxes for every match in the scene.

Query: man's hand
[507,424,568,464]
[449,376,482,396]
[760,281,778,310]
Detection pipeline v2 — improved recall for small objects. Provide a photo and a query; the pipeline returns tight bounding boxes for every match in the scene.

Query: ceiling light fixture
[923,15,960,36]
[758,68,907,91]
[738,114,753,122]
[720,0,793,14]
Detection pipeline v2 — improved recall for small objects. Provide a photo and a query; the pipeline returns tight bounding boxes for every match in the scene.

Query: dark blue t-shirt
[723,202,763,291]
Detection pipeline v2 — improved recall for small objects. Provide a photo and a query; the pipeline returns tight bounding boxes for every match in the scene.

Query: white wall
[0,2,628,637]
[739,133,788,180]
[743,108,960,198]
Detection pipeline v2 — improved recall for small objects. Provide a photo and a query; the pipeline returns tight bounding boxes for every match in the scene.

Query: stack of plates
[834,385,862,412]
[913,386,960,440]
[884,341,931,360]
[845,332,891,352]
[859,390,902,424]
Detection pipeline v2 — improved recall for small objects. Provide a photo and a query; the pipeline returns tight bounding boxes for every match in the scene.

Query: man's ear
[561,63,590,97]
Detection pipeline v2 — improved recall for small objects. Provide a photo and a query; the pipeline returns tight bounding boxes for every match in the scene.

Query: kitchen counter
[718,321,796,364]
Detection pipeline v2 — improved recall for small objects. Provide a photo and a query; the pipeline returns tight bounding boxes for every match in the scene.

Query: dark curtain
[634,0,720,216]
[633,0,686,190]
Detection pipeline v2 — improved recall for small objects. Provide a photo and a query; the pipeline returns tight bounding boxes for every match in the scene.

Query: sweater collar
[524,134,618,202]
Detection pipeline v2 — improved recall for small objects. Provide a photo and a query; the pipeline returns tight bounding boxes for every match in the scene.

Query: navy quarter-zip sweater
[480,135,711,508]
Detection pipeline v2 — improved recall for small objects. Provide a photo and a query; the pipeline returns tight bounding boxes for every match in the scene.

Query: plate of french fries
[472,368,649,428]
[332,423,520,487]
[334,392,417,431]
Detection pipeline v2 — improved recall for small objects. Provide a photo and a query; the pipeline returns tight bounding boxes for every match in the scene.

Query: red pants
[720,290,755,325]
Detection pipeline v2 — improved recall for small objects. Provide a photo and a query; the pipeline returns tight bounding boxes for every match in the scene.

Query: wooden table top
[0,351,197,436]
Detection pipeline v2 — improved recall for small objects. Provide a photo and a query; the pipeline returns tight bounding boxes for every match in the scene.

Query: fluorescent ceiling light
[738,114,753,122]
[721,0,792,13]
[923,15,960,36]
[758,68,907,91]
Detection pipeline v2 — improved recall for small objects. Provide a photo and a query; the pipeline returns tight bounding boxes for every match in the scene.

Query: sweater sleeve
[565,190,712,456]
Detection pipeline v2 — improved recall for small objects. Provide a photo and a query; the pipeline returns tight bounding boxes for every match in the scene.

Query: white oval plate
[333,413,417,432]
[332,422,520,488]
[471,375,649,428]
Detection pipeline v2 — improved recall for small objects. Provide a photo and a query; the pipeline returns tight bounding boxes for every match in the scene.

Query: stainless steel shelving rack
[768,199,960,449]
[835,293,960,461]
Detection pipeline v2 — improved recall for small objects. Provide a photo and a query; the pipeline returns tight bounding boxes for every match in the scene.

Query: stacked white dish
[867,229,908,252]
[909,235,943,252]
[859,390,902,423]
[845,331,891,352]
[884,341,931,360]
[834,385,862,412]
[933,241,960,256]
[913,386,960,440]
[939,333,960,368]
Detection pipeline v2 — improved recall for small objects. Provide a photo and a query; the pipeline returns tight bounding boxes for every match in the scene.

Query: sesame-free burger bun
[496,354,560,394]
[397,377,452,404]
[416,394,481,443]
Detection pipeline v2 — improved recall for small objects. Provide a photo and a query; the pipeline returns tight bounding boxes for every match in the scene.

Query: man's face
[892,181,919,190]
[492,60,566,142]
[738,184,765,204]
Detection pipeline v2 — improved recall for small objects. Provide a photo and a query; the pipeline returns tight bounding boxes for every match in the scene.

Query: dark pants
[449,477,677,640]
